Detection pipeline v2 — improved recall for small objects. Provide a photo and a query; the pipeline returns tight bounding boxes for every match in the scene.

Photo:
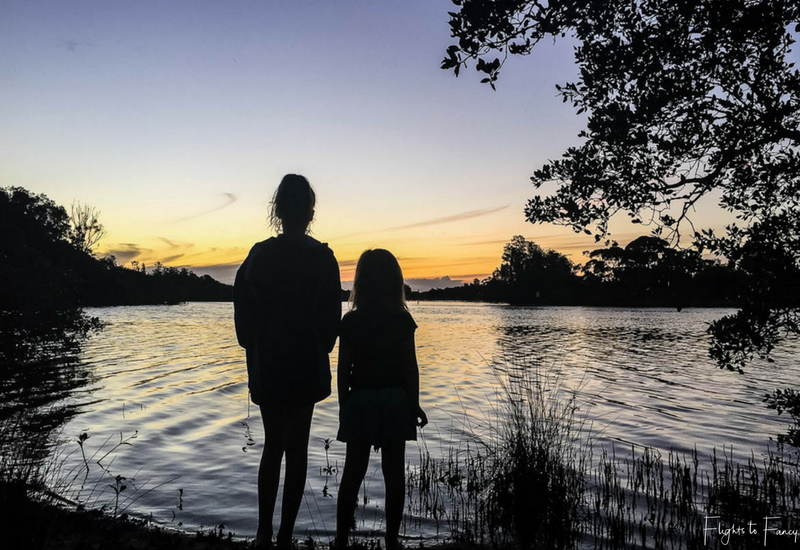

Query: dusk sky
[1,1,735,286]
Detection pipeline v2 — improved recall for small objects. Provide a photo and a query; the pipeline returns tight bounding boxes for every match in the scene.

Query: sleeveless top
[340,308,417,391]
[234,234,341,406]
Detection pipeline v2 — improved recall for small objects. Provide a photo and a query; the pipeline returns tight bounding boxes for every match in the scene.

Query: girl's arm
[337,339,354,408]
[320,248,342,353]
[233,257,255,349]
[400,334,427,428]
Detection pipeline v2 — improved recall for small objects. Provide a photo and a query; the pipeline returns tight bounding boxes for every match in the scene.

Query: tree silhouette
[442,0,800,371]
[69,201,107,254]
[493,235,577,304]
[0,187,100,365]
[582,244,626,284]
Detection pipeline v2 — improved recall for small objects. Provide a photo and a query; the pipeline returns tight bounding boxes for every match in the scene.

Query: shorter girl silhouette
[335,249,427,550]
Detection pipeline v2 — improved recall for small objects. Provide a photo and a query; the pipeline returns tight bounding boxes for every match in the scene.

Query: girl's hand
[416,406,428,428]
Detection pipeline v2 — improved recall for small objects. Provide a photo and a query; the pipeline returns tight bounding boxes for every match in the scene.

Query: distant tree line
[1,187,232,308]
[80,257,232,306]
[0,187,231,365]
[412,235,744,309]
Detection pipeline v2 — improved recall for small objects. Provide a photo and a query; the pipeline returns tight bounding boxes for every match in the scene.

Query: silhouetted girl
[234,174,341,550]
[335,249,427,550]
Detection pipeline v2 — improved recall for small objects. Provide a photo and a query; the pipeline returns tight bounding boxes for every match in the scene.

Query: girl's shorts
[336,387,416,449]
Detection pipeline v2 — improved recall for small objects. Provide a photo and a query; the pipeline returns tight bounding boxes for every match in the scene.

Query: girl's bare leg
[336,441,371,547]
[276,403,315,548]
[258,405,286,547]
[381,442,405,550]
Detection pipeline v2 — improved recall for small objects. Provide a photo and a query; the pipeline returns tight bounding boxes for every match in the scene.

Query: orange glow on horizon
[99,230,648,285]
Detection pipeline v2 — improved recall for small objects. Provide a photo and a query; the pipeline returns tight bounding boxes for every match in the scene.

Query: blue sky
[0,1,734,285]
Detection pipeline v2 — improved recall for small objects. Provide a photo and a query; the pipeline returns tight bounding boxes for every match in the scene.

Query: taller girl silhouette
[234,174,341,550]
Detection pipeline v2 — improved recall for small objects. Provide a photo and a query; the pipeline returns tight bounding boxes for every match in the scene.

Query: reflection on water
[49,302,798,541]
[1,352,95,467]
[0,346,98,550]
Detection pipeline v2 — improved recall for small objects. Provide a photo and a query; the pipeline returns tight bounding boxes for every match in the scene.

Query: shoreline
[2,491,250,550]
[5,491,467,550]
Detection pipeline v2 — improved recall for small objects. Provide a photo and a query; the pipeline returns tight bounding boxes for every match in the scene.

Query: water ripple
[51,302,800,542]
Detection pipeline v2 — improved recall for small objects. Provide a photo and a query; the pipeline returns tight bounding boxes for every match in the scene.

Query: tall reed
[406,352,800,550]
[408,351,589,549]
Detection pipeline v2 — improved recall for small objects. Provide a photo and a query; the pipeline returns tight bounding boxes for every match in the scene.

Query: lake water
[51,302,799,542]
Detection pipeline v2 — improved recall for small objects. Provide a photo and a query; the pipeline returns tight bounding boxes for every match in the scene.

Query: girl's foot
[254,530,273,550]
[276,534,294,550]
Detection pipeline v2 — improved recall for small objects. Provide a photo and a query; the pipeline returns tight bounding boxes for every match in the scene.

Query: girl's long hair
[350,249,407,311]
[268,174,316,233]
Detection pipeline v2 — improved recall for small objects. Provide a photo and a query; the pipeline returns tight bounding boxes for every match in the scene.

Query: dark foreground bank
[1,487,248,550]
[2,489,469,550]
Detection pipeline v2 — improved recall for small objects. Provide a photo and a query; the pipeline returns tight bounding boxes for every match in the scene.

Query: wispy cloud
[452,238,513,247]
[106,243,151,263]
[338,256,428,271]
[451,231,644,252]
[159,254,185,263]
[61,39,92,52]
[172,193,237,223]
[388,205,509,231]
[179,245,245,261]
[158,237,187,249]
[418,256,499,269]
[332,205,509,240]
